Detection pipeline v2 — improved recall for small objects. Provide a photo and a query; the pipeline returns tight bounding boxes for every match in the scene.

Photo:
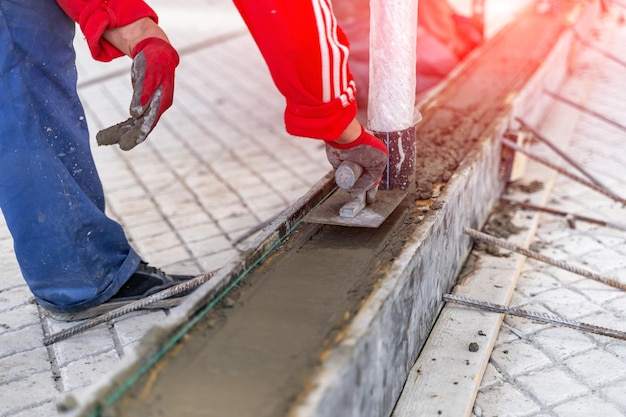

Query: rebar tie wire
[444,293,626,340]
[501,138,626,206]
[543,89,626,134]
[465,227,626,292]
[572,28,626,69]
[515,117,609,190]
[500,198,626,232]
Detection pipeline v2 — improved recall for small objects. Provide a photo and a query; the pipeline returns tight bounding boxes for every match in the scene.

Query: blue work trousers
[0,0,140,313]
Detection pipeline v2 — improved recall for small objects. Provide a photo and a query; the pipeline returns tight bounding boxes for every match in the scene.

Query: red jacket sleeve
[56,0,158,62]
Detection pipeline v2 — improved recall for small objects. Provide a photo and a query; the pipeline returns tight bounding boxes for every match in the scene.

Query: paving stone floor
[473,10,626,417]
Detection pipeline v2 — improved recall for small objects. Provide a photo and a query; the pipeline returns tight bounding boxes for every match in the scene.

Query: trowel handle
[335,161,364,190]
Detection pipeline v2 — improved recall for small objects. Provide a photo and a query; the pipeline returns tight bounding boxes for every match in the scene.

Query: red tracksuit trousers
[232,0,358,141]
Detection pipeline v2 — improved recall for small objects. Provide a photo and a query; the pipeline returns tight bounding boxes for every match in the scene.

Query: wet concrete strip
[108,207,410,417]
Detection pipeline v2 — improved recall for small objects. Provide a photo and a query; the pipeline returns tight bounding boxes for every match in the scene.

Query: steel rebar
[500,198,626,232]
[515,117,609,189]
[544,89,626,133]
[444,294,626,340]
[464,227,626,291]
[501,138,626,206]
[44,271,217,346]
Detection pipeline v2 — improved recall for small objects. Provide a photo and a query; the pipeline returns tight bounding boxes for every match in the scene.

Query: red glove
[96,37,179,150]
[326,128,388,192]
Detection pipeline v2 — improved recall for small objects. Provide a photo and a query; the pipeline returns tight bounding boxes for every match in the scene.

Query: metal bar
[515,117,609,189]
[572,28,626,68]
[44,271,217,346]
[500,198,626,232]
[464,227,626,291]
[544,89,626,133]
[444,294,626,340]
[501,138,626,205]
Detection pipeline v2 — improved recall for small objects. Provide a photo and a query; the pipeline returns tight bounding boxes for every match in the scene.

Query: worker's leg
[232,0,357,140]
[0,0,141,314]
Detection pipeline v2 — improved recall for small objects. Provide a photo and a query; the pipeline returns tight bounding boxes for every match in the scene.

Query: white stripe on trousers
[310,0,351,104]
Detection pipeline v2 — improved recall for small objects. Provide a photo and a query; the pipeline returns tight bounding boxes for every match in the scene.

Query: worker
[0,0,386,321]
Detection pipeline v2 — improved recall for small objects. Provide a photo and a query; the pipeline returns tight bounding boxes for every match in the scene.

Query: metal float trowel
[305,161,407,228]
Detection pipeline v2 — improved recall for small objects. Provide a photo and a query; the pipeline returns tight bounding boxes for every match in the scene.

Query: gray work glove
[325,130,388,192]
[96,37,179,151]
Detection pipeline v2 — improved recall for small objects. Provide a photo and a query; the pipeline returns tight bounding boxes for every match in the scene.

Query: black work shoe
[44,262,196,322]
[110,261,194,303]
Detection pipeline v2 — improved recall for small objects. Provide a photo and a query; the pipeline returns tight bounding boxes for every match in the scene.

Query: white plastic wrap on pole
[367,0,419,132]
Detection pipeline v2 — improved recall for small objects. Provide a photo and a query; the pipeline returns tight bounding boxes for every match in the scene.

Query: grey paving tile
[573,247,626,275]
[0,287,34,314]
[244,193,288,213]
[0,324,44,359]
[146,246,196,271]
[134,231,185,256]
[503,305,552,337]
[0,371,58,416]
[47,320,115,368]
[10,401,60,417]
[0,348,50,385]
[479,362,505,389]
[552,394,624,417]
[168,211,216,231]
[562,349,626,387]
[218,213,262,236]
[187,235,234,259]
[516,366,589,407]
[490,340,552,377]
[112,310,168,351]
[59,349,120,392]
[178,223,223,244]
[530,326,596,360]
[474,382,540,417]
[514,269,562,298]
[0,303,40,336]
[531,287,603,320]
[205,202,252,221]
[126,220,175,242]
[602,379,626,412]
[197,249,239,272]
[0,263,21,294]
[106,193,159,217]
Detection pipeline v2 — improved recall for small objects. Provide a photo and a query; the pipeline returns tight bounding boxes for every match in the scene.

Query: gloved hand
[325,128,388,192]
[96,37,179,150]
